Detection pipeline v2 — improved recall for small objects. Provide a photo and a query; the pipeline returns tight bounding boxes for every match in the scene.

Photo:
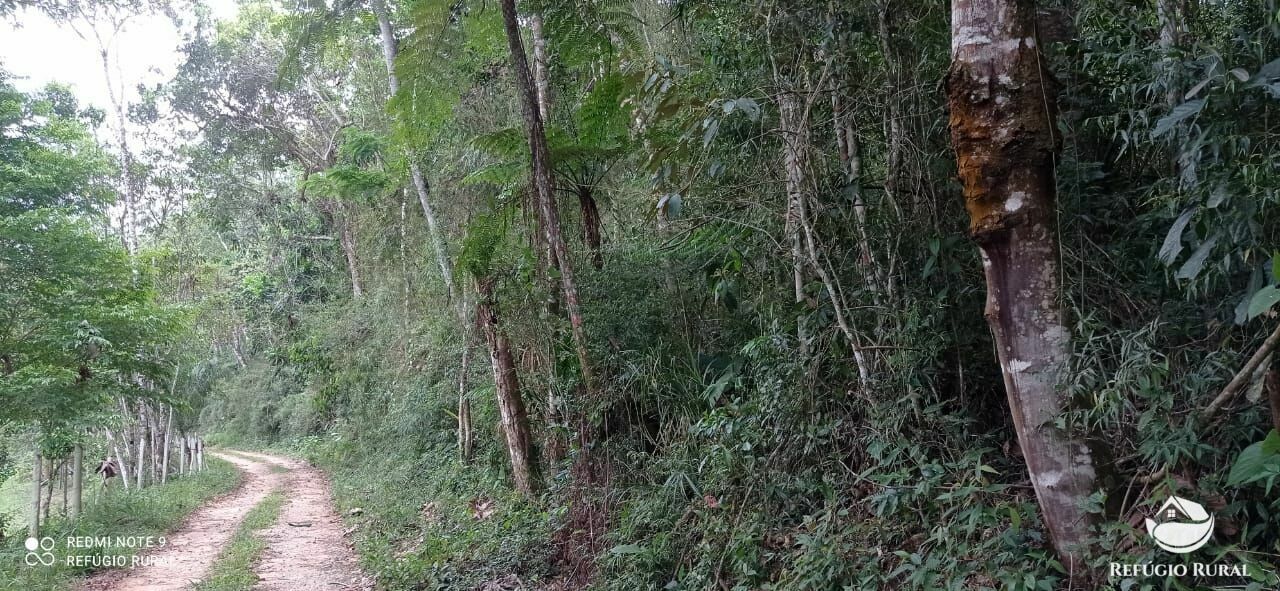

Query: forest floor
[77,450,367,591]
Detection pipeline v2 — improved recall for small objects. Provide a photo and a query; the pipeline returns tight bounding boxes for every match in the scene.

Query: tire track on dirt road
[78,452,283,591]
[227,450,368,591]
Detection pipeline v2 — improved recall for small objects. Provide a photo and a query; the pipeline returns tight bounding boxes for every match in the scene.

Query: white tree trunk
[106,428,130,491]
[135,425,146,489]
[161,406,172,484]
[71,443,83,518]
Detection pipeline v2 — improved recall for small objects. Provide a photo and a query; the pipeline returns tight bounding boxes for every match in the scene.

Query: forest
[1,0,1279,589]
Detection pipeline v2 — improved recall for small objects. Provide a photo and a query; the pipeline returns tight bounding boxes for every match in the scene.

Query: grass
[0,457,240,591]
[193,490,286,591]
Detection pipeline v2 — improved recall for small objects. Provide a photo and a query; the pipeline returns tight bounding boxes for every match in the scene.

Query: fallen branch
[1137,321,1280,484]
[1201,321,1280,421]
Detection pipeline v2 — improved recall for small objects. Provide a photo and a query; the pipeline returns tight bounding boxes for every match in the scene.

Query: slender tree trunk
[370,0,457,303]
[97,42,136,251]
[1157,0,1181,109]
[779,91,811,357]
[106,428,130,491]
[71,443,83,518]
[500,0,597,397]
[832,90,892,303]
[1267,360,1280,433]
[530,13,552,123]
[60,460,68,517]
[149,404,159,484]
[30,448,41,539]
[42,460,54,521]
[877,0,905,214]
[476,278,536,495]
[579,189,604,269]
[458,340,475,464]
[948,0,1097,577]
[136,421,147,489]
[399,190,411,327]
[161,406,172,484]
[338,204,364,298]
[197,438,204,471]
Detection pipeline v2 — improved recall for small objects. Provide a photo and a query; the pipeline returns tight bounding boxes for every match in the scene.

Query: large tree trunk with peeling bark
[499,0,597,397]
[476,278,536,495]
[948,0,1097,578]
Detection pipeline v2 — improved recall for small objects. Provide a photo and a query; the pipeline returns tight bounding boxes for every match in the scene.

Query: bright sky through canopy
[0,1,239,113]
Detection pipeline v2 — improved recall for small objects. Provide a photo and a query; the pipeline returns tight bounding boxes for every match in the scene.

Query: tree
[947,0,1097,577]
[460,213,537,494]
[498,0,598,400]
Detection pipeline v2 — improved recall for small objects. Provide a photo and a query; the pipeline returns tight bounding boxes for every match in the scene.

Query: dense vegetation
[3,0,1280,589]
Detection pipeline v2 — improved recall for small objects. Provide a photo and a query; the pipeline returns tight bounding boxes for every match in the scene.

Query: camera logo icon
[23,537,55,566]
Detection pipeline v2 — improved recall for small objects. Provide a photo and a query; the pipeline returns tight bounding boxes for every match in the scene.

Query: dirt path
[79,452,282,591]
[231,451,368,591]
[78,450,368,591]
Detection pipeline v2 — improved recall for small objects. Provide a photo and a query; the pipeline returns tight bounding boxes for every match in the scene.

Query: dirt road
[78,450,366,591]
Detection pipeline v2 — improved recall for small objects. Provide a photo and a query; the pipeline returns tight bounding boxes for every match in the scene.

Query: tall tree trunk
[499,0,597,397]
[876,0,905,214]
[948,0,1097,577]
[779,91,811,358]
[370,0,458,303]
[30,448,41,539]
[530,13,553,122]
[476,278,537,495]
[98,42,136,251]
[71,443,83,518]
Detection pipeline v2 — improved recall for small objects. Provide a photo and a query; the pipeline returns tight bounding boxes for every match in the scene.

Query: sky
[0,1,241,114]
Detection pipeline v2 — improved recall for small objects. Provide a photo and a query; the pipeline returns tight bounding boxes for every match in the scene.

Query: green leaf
[1228,436,1280,487]
[1175,234,1218,280]
[1272,252,1280,283]
[1152,99,1205,138]
[1248,286,1280,319]
[1263,429,1280,455]
[1159,208,1196,265]
[610,543,645,555]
